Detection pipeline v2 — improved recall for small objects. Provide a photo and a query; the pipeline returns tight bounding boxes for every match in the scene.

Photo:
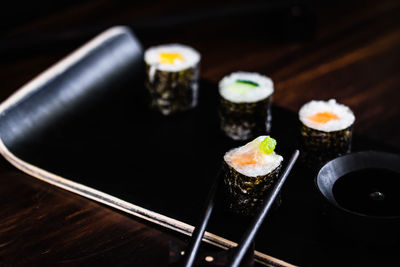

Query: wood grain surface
[0,0,399,266]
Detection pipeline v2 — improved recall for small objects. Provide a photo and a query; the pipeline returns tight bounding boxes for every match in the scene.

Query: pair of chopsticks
[181,150,300,267]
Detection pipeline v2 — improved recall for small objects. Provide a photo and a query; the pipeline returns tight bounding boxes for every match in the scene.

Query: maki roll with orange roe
[299,99,355,167]
[223,136,283,216]
[144,44,200,115]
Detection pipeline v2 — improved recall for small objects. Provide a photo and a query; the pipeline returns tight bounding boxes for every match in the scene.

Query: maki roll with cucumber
[223,136,283,216]
[144,44,200,115]
[299,99,355,167]
[219,72,274,140]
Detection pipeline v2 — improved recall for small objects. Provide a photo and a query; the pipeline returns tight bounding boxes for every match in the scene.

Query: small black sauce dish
[316,151,400,244]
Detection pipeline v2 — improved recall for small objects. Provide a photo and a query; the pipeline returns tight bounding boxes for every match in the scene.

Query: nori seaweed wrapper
[145,63,199,115]
[300,123,353,168]
[222,160,281,216]
[219,96,272,140]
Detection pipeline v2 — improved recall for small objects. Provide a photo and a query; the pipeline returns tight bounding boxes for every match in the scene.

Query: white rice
[219,72,274,103]
[144,44,200,72]
[224,136,283,177]
[299,99,355,132]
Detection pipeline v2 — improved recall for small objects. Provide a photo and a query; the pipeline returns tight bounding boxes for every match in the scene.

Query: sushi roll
[144,44,200,115]
[223,136,283,216]
[218,72,274,140]
[299,99,355,167]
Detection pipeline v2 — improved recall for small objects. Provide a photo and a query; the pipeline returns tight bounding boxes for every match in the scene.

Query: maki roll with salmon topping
[299,99,355,167]
[145,44,200,115]
[223,136,283,216]
[219,72,274,140]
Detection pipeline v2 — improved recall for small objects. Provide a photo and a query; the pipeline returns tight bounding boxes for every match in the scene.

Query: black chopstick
[228,150,300,267]
[182,169,221,267]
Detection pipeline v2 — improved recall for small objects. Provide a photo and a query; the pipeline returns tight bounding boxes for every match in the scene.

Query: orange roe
[307,111,340,124]
[159,52,184,64]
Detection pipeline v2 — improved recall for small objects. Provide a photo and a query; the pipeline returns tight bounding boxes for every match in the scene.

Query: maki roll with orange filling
[223,136,283,216]
[219,72,274,140]
[144,44,200,115]
[299,99,355,167]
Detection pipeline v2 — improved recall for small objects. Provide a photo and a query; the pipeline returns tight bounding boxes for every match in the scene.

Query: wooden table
[1,0,399,265]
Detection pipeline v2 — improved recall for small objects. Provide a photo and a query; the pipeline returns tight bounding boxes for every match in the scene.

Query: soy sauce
[332,168,400,217]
